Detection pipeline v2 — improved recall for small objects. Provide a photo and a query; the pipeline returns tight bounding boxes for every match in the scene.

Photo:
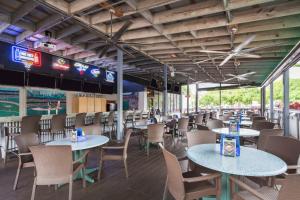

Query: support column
[219,83,222,111]
[163,65,168,116]
[19,88,27,117]
[260,87,266,117]
[117,49,123,141]
[195,83,199,113]
[187,79,190,114]
[180,89,183,113]
[270,82,274,122]
[283,70,289,136]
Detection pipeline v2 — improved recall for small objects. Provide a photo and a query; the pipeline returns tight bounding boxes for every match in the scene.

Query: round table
[212,128,259,137]
[47,135,109,183]
[187,144,287,200]
[223,120,253,127]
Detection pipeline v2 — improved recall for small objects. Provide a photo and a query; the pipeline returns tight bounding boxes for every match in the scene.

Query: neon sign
[91,68,100,78]
[52,57,70,71]
[74,62,89,75]
[12,46,41,67]
[105,70,115,83]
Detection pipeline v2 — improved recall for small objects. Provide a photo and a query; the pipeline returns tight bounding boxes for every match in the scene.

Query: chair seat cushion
[234,187,278,200]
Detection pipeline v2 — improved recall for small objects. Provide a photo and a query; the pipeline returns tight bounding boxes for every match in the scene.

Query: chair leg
[68,177,73,200]
[147,141,150,156]
[13,162,22,190]
[31,178,37,200]
[124,159,128,178]
[82,167,86,188]
[97,159,103,180]
[163,176,168,200]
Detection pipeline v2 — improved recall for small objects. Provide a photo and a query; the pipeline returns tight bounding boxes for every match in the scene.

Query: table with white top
[212,127,259,137]
[47,135,109,183]
[229,116,250,121]
[187,144,287,200]
[223,120,253,127]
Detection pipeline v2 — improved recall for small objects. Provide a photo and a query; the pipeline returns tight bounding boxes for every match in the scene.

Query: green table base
[73,150,97,184]
[203,173,231,200]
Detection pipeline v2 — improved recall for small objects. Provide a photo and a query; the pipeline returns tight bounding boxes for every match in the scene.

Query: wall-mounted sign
[91,68,100,78]
[74,62,89,75]
[105,70,115,83]
[52,57,70,71]
[12,46,41,70]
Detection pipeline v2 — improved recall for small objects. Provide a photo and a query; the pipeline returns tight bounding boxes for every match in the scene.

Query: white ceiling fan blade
[233,35,256,53]
[223,77,237,82]
[225,73,236,77]
[237,77,248,81]
[236,53,261,58]
[242,43,282,53]
[198,50,229,54]
[239,71,256,77]
[220,54,234,66]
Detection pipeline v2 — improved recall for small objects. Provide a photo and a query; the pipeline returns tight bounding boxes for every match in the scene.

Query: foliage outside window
[289,63,300,110]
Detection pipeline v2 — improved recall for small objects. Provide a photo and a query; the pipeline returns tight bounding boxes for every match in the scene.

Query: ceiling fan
[196,35,277,66]
[223,71,256,82]
[85,2,152,58]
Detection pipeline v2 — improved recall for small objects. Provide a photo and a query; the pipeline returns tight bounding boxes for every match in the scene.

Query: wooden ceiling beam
[11,0,39,24]
[70,0,106,14]
[56,24,83,40]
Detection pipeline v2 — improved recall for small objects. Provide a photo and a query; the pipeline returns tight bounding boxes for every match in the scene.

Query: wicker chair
[264,136,300,185]
[160,144,221,200]
[98,129,132,179]
[13,133,39,190]
[206,119,223,130]
[257,129,284,150]
[29,145,88,200]
[177,118,189,138]
[194,114,203,126]
[145,123,165,156]
[252,116,266,121]
[74,113,86,128]
[252,121,275,131]
[230,175,300,200]
[50,114,66,140]
[93,112,103,125]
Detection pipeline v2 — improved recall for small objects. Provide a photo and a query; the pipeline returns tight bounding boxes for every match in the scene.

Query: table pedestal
[203,173,231,200]
[73,150,98,183]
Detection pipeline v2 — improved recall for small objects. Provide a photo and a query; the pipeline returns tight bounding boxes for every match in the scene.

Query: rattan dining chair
[29,145,88,200]
[81,124,102,135]
[93,112,103,125]
[194,114,203,126]
[177,118,189,139]
[13,133,39,190]
[160,144,221,200]
[252,121,275,131]
[257,129,284,150]
[50,114,66,140]
[145,123,165,156]
[252,116,266,121]
[230,175,300,200]
[106,111,116,140]
[74,113,86,128]
[206,119,223,130]
[263,136,300,185]
[98,129,132,180]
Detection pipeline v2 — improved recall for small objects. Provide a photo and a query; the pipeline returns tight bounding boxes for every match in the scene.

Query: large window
[289,63,300,110]
[273,75,283,111]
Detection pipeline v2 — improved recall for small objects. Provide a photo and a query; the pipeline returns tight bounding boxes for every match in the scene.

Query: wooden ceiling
[0,0,300,85]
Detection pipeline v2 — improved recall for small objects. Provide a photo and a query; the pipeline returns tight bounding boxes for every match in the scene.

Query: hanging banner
[105,70,115,83]
[52,56,70,71]
[91,68,101,78]
[74,62,89,75]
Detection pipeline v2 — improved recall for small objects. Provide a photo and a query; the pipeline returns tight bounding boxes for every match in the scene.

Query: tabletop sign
[74,62,89,75]
[229,120,240,134]
[52,56,70,71]
[105,70,115,83]
[12,46,42,67]
[220,134,240,157]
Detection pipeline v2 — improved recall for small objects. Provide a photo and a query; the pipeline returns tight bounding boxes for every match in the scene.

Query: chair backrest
[222,114,231,121]
[123,129,132,158]
[21,116,41,134]
[75,113,86,128]
[197,124,209,130]
[51,114,66,133]
[195,114,203,124]
[81,124,102,135]
[186,130,216,148]
[257,129,283,150]
[93,112,103,125]
[206,119,223,130]
[252,116,266,121]
[107,111,115,125]
[30,145,73,185]
[252,121,275,131]
[178,118,189,131]
[264,136,300,173]
[147,123,165,143]
[14,133,39,157]
[160,145,185,200]
[167,119,177,129]
[278,175,300,200]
